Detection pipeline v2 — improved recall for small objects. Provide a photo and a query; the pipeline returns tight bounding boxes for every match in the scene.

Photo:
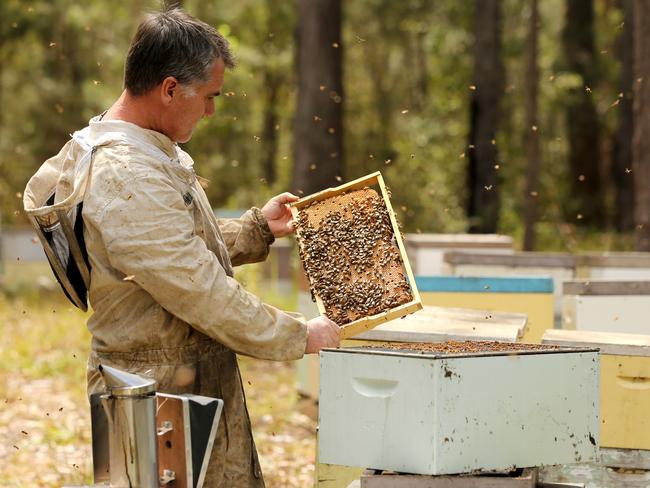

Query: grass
[0,260,315,487]
[0,289,94,487]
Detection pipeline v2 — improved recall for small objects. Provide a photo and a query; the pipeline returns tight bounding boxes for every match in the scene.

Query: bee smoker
[95,364,159,487]
[86,365,223,488]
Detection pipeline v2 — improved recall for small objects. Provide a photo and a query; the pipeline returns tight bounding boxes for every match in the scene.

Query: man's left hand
[261,192,300,238]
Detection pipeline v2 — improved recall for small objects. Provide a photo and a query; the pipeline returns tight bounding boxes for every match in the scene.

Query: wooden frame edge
[376,173,421,305]
[291,171,422,338]
[340,300,423,339]
[290,172,381,209]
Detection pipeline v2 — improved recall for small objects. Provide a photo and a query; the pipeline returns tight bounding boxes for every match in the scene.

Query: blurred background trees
[467,0,503,233]
[633,0,650,250]
[293,0,343,195]
[0,0,647,250]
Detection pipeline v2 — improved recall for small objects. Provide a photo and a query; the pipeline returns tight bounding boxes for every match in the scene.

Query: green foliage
[182,0,297,208]
[0,0,635,250]
[343,0,473,232]
[0,0,152,223]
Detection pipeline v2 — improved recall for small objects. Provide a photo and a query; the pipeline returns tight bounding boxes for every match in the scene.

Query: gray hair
[124,8,235,96]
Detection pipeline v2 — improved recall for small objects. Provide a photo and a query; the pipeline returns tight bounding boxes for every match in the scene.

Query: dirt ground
[0,281,318,487]
[0,355,318,487]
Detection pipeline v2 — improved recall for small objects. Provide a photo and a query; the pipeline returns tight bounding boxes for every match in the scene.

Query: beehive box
[314,307,527,487]
[543,329,650,450]
[299,305,527,403]
[577,252,650,280]
[291,171,421,338]
[360,468,538,488]
[442,252,577,320]
[403,233,514,276]
[416,276,554,343]
[562,280,650,334]
[319,341,599,476]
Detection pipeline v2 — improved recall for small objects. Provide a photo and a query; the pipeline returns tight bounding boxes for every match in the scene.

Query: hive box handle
[616,375,650,390]
[351,378,398,398]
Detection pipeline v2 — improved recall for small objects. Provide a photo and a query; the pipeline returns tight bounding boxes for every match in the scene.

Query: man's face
[166,58,225,143]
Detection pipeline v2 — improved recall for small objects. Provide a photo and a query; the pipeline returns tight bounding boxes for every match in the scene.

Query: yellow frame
[290,171,422,339]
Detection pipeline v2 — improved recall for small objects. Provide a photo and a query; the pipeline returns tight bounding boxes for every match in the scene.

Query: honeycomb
[295,187,413,325]
[357,340,563,354]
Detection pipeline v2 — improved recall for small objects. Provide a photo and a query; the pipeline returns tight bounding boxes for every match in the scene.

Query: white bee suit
[24,116,308,487]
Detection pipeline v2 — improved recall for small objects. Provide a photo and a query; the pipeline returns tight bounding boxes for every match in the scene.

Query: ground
[0,262,317,487]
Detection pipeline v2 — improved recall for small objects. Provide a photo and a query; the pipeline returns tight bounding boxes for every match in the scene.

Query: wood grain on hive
[291,171,422,339]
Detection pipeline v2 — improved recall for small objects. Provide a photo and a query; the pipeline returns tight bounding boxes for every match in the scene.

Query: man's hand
[261,192,300,238]
[305,316,340,354]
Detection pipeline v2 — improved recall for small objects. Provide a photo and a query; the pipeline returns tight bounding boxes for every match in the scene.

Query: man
[24,7,340,487]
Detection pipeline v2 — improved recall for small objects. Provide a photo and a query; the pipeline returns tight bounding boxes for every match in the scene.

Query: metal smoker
[87,365,223,488]
[96,365,159,487]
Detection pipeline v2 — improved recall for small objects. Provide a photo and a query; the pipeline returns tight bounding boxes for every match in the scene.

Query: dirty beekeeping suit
[24,117,308,487]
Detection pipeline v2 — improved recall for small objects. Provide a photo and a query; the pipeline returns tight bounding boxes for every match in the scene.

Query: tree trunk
[633,0,650,250]
[612,0,635,232]
[409,2,429,113]
[365,15,396,168]
[467,0,503,233]
[260,0,291,186]
[261,71,280,185]
[293,0,343,195]
[563,0,604,227]
[523,0,540,251]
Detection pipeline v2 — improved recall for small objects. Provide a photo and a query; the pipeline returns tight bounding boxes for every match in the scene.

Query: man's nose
[204,100,216,118]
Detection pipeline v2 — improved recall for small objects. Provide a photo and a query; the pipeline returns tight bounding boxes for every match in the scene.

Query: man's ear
[160,76,179,106]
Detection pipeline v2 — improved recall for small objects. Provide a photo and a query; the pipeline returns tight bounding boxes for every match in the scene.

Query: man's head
[124,9,234,143]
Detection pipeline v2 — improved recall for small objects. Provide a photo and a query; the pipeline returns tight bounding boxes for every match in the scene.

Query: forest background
[2,0,649,252]
[2,1,650,486]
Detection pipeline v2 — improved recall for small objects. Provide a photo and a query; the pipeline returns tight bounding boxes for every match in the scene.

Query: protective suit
[24,116,308,487]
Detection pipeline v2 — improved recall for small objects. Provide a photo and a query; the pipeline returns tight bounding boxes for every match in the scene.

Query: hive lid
[563,280,650,296]
[543,329,650,357]
[577,252,650,268]
[415,275,554,294]
[444,251,577,268]
[353,305,527,343]
[323,341,598,360]
[404,233,513,248]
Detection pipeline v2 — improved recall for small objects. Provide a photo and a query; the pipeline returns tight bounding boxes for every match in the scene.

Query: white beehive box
[403,233,514,276]
[296,306,527,404]
[318,345,599,476]
[562,280,650,334]
[577,252,650,280]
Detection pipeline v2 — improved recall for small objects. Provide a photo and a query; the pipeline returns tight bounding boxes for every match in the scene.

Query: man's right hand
[305,315,340,354]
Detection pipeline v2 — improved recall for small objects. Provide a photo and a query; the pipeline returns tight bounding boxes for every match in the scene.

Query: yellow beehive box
[416,276,554,343]
[543,329,650,450]
[291,171,421,339]
[442,252,576,320]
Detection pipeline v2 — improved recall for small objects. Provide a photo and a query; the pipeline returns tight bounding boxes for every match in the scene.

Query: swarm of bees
[295,187,413,325]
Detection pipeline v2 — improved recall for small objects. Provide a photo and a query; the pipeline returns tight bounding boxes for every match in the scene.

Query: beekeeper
[23,7,340,487]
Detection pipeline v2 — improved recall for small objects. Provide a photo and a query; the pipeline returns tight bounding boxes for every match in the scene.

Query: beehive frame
[290,171,422,339]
